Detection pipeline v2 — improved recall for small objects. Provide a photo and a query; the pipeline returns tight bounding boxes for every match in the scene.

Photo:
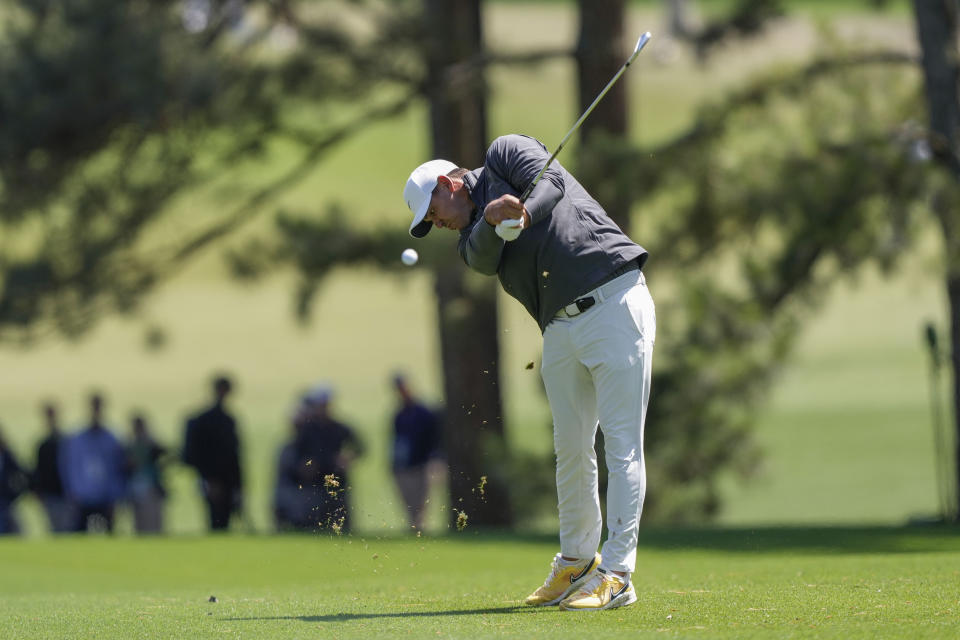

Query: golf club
[521,31,651,203]
[497,32,652,240]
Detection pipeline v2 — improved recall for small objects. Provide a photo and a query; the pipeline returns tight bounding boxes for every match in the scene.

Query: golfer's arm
[459,221,504,275]
[521,178,563,226]
[489,134,564,226]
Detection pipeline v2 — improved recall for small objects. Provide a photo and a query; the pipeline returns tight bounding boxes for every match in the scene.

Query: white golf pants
[541,270,655,574]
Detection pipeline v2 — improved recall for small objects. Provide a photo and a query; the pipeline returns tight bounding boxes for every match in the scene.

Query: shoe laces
[576,568,623,596]
[575,570,605,595]
[538,553,565,588]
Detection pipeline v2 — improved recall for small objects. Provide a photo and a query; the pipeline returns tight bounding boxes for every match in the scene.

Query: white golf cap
[403,158,458,238]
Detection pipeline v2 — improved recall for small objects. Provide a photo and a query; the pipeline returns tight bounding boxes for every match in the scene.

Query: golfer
[402,134,655,611]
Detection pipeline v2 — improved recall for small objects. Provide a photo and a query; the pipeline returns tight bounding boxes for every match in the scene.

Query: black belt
[555,262,643,319]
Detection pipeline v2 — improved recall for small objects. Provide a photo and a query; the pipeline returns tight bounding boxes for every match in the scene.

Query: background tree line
[1,0,956,526]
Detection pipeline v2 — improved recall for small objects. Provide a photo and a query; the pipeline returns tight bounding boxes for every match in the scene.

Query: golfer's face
[424,181,471,232]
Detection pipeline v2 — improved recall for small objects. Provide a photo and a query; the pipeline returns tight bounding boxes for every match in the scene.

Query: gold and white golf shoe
[523,552,601,606]
[559,567,637,611]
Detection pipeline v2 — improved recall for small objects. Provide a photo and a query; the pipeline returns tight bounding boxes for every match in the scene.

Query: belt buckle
[562,302,580,317]
[562,296,595,318]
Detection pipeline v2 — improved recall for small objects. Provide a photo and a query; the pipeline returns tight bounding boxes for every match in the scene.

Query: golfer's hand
[484,195,528,241]
[484,195,526,225]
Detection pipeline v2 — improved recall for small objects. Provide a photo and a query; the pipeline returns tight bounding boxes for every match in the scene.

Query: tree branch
[164,88,420,266]
[653,50,918,157]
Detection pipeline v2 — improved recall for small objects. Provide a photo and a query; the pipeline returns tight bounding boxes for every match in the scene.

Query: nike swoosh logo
[569,559,595,584]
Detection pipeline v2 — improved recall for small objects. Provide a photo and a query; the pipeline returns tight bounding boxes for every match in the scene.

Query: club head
[629,32,652,62]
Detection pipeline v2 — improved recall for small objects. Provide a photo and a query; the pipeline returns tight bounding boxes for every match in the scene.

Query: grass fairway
[1,527,957,639]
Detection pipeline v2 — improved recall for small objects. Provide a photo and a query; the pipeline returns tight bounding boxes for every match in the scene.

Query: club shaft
[519,32,651,203]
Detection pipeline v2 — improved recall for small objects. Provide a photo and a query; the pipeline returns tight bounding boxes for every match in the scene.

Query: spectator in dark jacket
[183,375,243,531]
[292,385,364,533]
[390,373,442,532]
[273,400,314,532]
[0,425,30,535]
[32,402,74,533]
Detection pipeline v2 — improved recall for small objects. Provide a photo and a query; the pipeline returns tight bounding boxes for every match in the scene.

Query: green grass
[1,527,957,639]
[717,254,948,525]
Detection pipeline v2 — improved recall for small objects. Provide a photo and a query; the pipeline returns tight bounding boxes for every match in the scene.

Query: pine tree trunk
[576,0,634,234]
[424,0,513,528]
[912,0,960,521]
[949,274,960,520]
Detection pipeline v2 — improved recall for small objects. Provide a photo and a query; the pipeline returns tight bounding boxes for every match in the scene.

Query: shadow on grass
[225,604,533,623]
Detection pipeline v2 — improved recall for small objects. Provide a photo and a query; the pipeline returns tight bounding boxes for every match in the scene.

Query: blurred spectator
[292,385,365,533]
[59,393,127,533]
[390,373,443,532]
[32,402,74,533]
[183,374,243,531]
[0,425,30,535]
[126,413,168,534]
[272,399,314,531]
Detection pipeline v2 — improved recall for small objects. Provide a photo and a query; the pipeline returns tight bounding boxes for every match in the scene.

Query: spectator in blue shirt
[59,393,127,533]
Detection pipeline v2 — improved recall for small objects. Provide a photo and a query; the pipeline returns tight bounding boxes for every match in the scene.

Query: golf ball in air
[401,248,419,266]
